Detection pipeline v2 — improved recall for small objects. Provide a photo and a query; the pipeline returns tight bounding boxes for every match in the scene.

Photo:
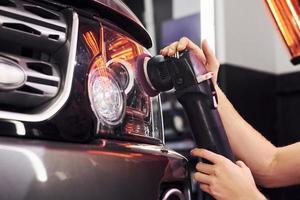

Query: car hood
[92,0,142,26]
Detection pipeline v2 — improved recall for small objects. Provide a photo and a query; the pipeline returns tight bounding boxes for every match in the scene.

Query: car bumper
[0,137,190,200]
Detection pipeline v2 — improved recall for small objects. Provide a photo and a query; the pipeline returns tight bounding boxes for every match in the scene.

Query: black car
[0,0,191,199]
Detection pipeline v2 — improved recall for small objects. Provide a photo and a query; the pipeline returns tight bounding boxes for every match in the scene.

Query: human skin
[160,37,300,199]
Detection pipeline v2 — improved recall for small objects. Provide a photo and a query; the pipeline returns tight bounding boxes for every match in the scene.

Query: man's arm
[213,59,300,188]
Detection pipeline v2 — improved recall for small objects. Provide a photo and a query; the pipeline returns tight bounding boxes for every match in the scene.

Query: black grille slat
[48,34,59,40]
[27,62,53,75]
[27,76,59,87]
[0,0,16,7]
[0,9,66,32]
[18,85,44,95]
[2,22,41,35]
[23,5,60,20]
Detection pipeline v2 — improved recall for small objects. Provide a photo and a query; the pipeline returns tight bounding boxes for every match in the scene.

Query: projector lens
[88,68,125,126]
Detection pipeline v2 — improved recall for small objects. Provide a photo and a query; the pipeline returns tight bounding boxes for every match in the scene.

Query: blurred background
[122,0,300,199]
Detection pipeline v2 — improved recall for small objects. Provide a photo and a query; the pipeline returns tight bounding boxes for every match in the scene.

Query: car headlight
[88,67,126,127]
[83,23,163,143]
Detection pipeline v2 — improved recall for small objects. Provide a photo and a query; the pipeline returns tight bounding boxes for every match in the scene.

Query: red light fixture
[265,0,300,65]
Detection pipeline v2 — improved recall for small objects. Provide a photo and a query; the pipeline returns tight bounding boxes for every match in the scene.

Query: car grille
[0,0,78,121]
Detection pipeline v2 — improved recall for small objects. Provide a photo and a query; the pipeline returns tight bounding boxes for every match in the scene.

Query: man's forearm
[215,85,277,186]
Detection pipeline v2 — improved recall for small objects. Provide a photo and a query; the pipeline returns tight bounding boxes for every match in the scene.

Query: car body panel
[0,137,188,200]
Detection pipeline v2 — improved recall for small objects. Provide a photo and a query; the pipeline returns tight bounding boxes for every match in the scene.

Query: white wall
[172,0,216,53]
[215,0,300,74]
[172,0,200,19]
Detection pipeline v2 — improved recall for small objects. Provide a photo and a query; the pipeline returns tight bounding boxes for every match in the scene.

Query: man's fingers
[160,41,178,56]
[191,148,223,164]
[202,39,219,69]
[194,172,212,184]
[167,41,179,56]
[199,183,211,194]
[160,46,170,55]
[196,162,215,175]
[160,48,167,55]
[160,37,207,65]
[236,160,252,175]
[236,160,246,168]
[177,37,190,51]
[178,37,207,64]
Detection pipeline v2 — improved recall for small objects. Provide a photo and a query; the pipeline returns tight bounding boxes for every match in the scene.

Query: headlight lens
[107,59,134,95]
[88,68,125,126]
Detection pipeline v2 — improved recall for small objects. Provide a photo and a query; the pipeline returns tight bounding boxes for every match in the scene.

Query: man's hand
[160,37,220,84]
[191,148,266,200]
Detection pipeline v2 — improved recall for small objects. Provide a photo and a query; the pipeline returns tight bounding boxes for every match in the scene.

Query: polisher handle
[176,80,235,161]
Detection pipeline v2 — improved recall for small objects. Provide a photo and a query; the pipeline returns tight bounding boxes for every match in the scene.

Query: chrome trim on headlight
[161,188,185,200]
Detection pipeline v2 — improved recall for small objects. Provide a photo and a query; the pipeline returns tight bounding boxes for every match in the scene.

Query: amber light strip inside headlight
[265,0,300,64]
